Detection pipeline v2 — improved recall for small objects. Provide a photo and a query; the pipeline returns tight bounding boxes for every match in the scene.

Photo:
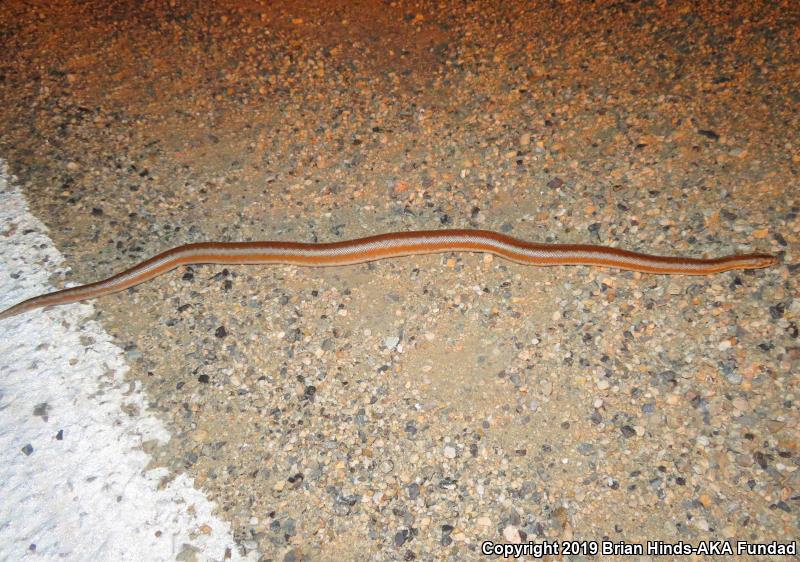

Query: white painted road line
[0,162,257,562]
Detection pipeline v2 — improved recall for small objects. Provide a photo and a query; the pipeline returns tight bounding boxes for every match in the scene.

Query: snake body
[0,229,778,320]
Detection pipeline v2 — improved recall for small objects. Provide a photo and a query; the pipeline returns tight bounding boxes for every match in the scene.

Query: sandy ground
[0,0,797,560]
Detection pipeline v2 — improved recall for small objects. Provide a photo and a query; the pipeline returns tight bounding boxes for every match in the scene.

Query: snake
[0,229,778,320]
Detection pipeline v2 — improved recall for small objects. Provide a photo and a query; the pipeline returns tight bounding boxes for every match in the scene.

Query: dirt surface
[1,1,798,560]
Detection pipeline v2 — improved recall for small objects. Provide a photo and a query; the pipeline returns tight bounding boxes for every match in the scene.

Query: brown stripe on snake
[0,229,778,320]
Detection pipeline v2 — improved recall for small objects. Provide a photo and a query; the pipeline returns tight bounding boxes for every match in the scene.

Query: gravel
[0,0,796,560]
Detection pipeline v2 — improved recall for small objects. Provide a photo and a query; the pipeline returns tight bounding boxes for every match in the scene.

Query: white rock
[503,525,521,543]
